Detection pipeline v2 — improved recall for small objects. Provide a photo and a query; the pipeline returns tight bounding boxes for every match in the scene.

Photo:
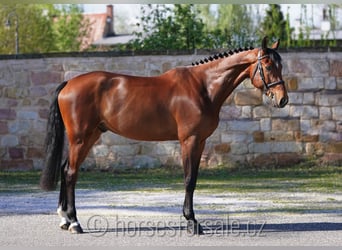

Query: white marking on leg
[69,221,80,228]
[57,206,70,226]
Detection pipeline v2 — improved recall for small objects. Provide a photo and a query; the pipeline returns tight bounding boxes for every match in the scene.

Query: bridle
[252,50,284,96]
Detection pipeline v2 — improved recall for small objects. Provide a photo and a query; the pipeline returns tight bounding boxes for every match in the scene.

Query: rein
[252,50,284,93]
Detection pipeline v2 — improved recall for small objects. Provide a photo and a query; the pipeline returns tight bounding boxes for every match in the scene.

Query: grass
[0,162,341,194]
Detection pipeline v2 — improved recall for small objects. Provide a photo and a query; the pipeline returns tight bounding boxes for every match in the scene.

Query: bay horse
[40,37,288,234]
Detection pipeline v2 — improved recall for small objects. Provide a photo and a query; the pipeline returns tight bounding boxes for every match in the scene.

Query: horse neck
[192,49,257,111]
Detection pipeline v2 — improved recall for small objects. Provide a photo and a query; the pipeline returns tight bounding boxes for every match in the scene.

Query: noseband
[252,50,284,94]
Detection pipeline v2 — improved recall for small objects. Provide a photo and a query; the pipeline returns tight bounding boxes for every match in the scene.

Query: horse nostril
[279,97,288,108]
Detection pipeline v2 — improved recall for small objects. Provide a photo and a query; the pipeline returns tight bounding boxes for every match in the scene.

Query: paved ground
[1,189,342,246]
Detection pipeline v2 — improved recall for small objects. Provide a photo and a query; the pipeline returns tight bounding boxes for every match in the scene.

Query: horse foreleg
[181,136,205,235]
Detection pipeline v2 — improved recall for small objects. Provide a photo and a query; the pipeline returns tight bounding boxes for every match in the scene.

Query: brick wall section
[0,52,341,170]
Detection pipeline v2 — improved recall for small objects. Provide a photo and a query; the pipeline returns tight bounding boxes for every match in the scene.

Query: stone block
[214,143,231,154]
[248,142,272,154]
[132,155,161,169]
[288,92,303,105]
[8,120,31,134]
[325,77,337,89]
[230,143,248,155]
[221,132,250,143]
[297,77,324,90]
[303,92,315,105]
[27,147,44,158]
[30,86,47,97]
[264,131,294,142]
[320,153,342,165]
[0,109,16,120]
[9,147,24,159]
[284,77,298,91]
[316,91,342,106]
[305,142,325,156]
[220,105,241,120]
[294,132,319,142]
[249,154,276,168]
[310,59,329,76]
[38,109,49,119]
[300,119,311,132]
[31,71,62,85]
[241,106,252,118]
[1,135,19,147]
[270,142,303,153]
[330,60,342,77]
[290,105,318,119]
[110,145,140,156]
[234,89,262,106]
[272,118,300,131]
[92,145,109,157]
[253,106,271,118]
[312,120,336,132]
[260,118,271,131]
[253,131,264,142]
[276,153,303,167]
[326,142,342,153]
[0,160,33,171]
[17,110,38,120]
[226,120,260,132]
[100,132,133,146]
[319,132,342,142]
[337,77,342,90]
[270,105,290,118]
[0,121,8,134]
[287,59,311,76]
[332,107,342,121]
[319,107,332,120]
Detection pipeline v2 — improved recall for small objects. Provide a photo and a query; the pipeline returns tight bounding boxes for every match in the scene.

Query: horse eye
[265,65,272,71]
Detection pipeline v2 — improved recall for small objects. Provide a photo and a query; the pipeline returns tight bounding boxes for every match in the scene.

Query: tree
[216,4,256,48]
[53,4,91,52]
[0,4,90,54]
[0,4,55,54]
[131,4,206,51]
[260,4,289,47]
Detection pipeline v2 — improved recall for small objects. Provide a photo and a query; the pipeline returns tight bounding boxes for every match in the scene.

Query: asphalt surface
[1,189,342,246]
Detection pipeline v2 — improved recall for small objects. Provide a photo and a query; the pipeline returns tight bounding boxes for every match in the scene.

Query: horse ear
[272,39,280,50]
[261,36,268,51]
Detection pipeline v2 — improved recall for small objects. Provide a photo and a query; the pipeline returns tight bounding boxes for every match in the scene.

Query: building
[82,5,135,50]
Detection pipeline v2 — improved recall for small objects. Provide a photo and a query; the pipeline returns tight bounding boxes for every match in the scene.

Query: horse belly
[109,113,179,141]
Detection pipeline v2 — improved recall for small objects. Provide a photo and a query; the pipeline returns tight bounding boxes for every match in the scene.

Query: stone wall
[0,52,341,171]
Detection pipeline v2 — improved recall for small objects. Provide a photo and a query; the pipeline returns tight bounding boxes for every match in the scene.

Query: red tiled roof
[81,13,107,50]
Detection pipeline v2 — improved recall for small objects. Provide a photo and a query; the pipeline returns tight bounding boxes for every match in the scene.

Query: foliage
[0,4,90,54]
[131,4,258,51]
[260,4,289,48]
[216,5,256,48]
[131,4,206,51]
[53,4,91,52]
[0,5,55,54]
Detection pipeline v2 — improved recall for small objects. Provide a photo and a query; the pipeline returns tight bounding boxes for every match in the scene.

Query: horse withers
[40,37,288,234]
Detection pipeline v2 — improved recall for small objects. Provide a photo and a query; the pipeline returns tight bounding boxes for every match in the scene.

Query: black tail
[40,81,68,191]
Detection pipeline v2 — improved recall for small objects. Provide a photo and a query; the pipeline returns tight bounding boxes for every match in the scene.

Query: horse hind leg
[58,129,102,234]
[57,159,70,230]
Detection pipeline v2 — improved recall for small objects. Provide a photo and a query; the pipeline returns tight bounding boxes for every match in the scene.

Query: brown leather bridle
[252,50,285,96]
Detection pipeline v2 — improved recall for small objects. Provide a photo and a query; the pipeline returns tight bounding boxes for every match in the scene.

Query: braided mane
[191,46,254,66]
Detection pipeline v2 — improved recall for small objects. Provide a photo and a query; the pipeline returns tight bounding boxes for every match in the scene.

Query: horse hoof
[60,222,70,231]
[187,220,204,235]
[68,223,83,234]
